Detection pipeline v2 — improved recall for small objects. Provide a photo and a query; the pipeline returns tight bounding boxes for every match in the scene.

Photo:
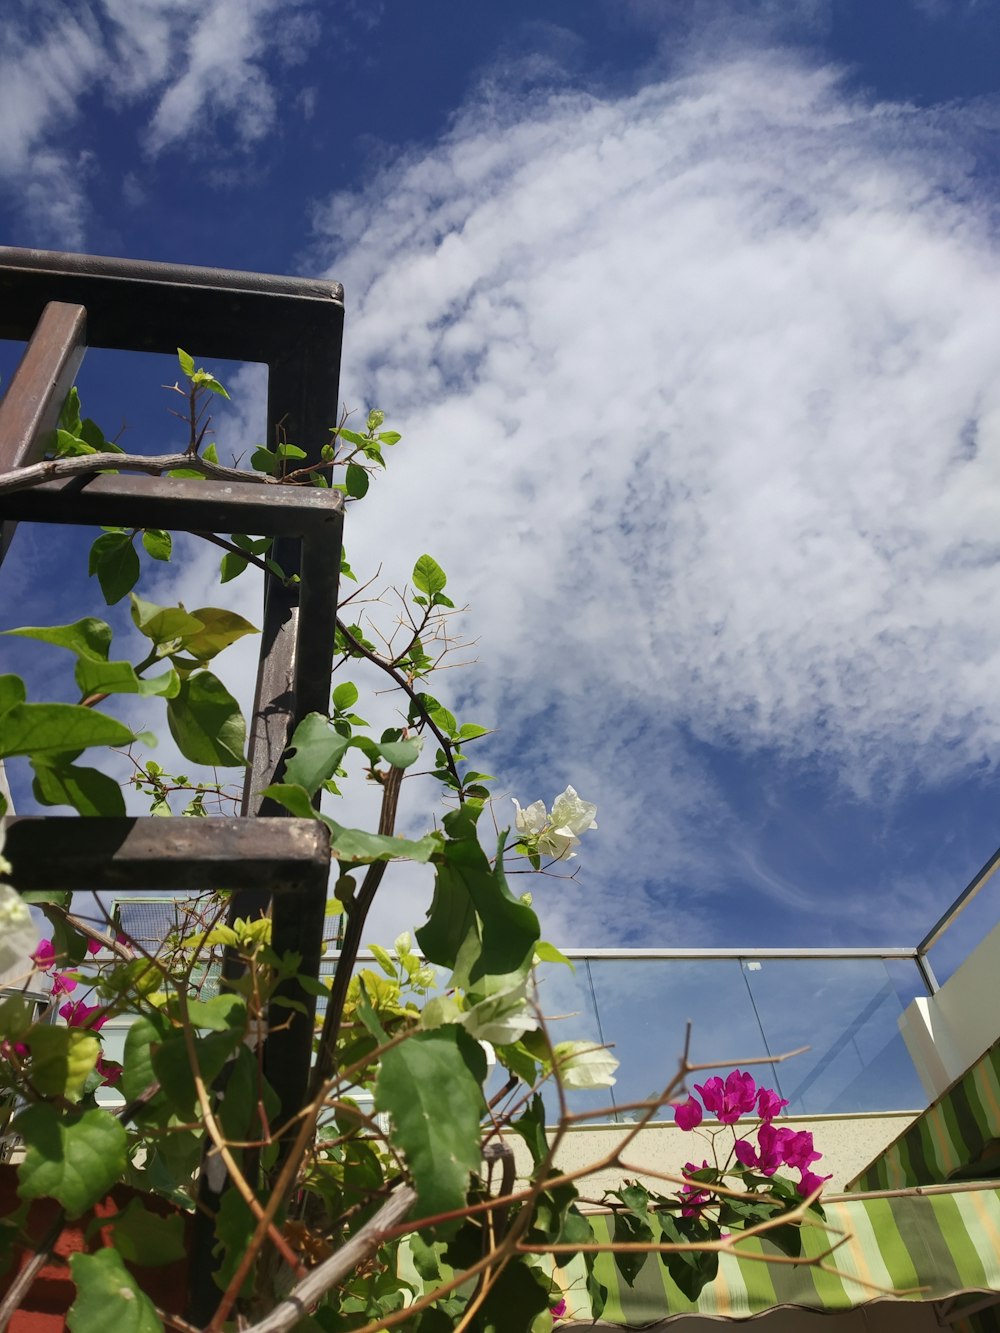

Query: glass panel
[527,959,607,1124]
[925,880,1000,987]
[742,959,927,1114]
[586,959,777,1124]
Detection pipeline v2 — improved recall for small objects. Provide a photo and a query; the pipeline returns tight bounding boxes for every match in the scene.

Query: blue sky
[3,0,1000,975]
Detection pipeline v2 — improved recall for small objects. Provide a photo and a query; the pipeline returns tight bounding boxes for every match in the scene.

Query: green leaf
[75,658,179,699]
[152,1028,244,1117]
[17,1105,127,1218]
[180,994,247,1033]
[479,1258,550,1332]
[251,446,278,475]
[220,552,249,582]
[0,675,26,715]
[68,1250,164,1333]
[367,409,385,432]
[141,529,172,561]
[31,760,126,816]
[89,533,140,605]
[121,1016,166,1104]
[332,680,359,711]
[534,941,574,969]
[378,736,423,769]
[3,619,112,662]
[457,723,489,741]
[182,607,259,660]
[103,1198,187,1267]
[0,704,133,758]
[613,1210,652,1286]
[421,816,539,998]
[59,386,82,435]
[375,1027,485,1226]
[657,1212,720,1301]
[345,463,369,498]
[262,784,441,862]
[167,671,247,767]
[511,1094,548,1168]
[28,1027,100,1098]
[130,595,204,650]
[177,348,195,378]
[379,430,402,445]
[281,714,351,796]
[412,554,447,597]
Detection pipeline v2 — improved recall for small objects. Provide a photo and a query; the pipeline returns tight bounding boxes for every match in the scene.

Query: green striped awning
[849,1038,1000,1191]
[548,1187,1000,1325]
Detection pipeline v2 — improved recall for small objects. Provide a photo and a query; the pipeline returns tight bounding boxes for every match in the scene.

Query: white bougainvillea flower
[0,822,39,975]
[513,787,598,861]
[512,798,548,838]
[538,786,598,861]
[549,787,598,836]
[552,1040,619,1089]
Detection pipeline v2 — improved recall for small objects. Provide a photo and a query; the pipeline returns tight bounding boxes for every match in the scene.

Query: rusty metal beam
[0,468,344,538]
[5,817,330,893]
[0,248,343,363]
[0,301,87,562]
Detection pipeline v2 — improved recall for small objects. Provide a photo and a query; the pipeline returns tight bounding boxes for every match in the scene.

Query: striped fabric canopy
[848,1038,1000,1191]
[550,1187,1000,1325]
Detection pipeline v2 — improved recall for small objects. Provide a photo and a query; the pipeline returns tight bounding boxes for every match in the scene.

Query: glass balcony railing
[315,947,931,1125]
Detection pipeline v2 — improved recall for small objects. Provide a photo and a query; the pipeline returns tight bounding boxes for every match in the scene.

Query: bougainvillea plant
[0,355,834,1332]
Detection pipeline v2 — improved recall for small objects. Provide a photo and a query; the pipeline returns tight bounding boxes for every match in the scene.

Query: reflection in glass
[587,960,777,1123]
[742,959,926,1114]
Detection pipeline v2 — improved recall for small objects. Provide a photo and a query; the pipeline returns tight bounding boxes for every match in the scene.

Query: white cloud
[293,49,1000,938]
[0,0,312,244]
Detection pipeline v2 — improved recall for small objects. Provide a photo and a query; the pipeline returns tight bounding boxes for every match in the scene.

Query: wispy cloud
[0,0,313,245]
[296,48,1000,941]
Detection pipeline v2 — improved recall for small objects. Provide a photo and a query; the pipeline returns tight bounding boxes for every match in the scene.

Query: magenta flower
[96,1055,123,1086]
[734,1122,788,1176]
[86,938,102,956]
[31,939,55,970]
[50,972,77,997]
[756,1086,789,1121]
[780,1130,821,1172]
[58,999,107,1031]
[680,1160,713,1217]
[549,1297,567,1319]
[694,1070,758,1123]
[798,1169,832,1197]
[674,1096,703,1131]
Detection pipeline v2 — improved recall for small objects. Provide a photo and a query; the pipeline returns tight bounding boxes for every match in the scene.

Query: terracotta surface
[0,1168,190,1331]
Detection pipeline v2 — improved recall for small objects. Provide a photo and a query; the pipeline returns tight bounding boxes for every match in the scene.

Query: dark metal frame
[0,244,344,1168]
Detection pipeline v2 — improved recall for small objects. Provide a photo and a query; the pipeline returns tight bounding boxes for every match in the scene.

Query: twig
[239,1186,415,1333]
[0,451,277,494]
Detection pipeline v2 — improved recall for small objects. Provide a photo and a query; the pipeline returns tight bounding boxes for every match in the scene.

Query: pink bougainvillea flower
[549,1297,567,1319]
[735,1122,789,1176]
[674,1096,703,1131]
[50,972,77,997]
[680,1160,713,1217]
[695,1070,758,1123]
[86,938,102,956]
[96,1055,123,1086]
[756,1086,789,1122]
[798,1169,832,1197]
[31,939,55,971]
[58,999,107,1031]
[780,1130,822,1172]
[1,1039,28,1060]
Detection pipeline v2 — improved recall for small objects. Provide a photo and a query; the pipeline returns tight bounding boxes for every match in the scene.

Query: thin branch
[239,1187,416,1333]
[0,450,277,494]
